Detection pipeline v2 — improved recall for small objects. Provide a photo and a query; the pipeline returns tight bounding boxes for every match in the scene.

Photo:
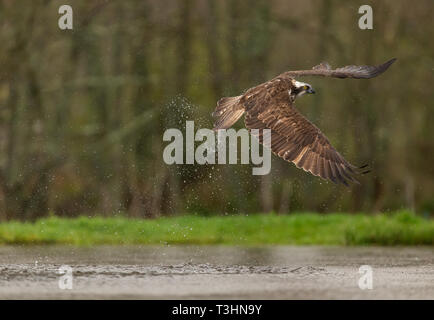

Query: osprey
[212,58,396,185]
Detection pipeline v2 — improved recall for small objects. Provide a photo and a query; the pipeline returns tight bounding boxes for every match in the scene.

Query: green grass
[0,211,432,246]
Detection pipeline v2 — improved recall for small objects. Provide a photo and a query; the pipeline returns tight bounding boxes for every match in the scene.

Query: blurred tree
[0,0,432,220]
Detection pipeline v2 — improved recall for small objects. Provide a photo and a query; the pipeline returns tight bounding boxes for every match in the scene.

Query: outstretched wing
[245,92,364,185]
[282,58,396,79]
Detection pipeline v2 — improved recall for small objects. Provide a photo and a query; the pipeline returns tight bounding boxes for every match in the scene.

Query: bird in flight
[212,58,396,185]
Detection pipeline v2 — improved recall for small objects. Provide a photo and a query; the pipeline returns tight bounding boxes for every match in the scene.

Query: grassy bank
[0,211,432,246]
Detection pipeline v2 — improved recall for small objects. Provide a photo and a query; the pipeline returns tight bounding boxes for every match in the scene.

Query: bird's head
[291,80,315,98]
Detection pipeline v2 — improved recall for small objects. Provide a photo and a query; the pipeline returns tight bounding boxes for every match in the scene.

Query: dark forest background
[0,0,433,221]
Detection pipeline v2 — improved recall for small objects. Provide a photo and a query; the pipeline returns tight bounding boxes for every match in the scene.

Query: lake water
[0,246,432,299]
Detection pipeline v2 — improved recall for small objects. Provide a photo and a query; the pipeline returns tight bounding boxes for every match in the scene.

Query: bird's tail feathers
[212,95,244,130]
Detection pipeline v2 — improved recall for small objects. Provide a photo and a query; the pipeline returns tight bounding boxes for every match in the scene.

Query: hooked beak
[307,87,315,94]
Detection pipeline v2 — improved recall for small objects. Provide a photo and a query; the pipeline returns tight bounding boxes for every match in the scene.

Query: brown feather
[212,95,244,130]
[281,58,397,79]
[213,59,396,184]
[244,94,361,185]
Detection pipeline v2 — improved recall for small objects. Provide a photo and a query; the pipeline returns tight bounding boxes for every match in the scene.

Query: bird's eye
[303,86,308,90]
